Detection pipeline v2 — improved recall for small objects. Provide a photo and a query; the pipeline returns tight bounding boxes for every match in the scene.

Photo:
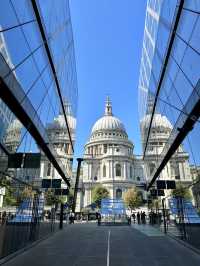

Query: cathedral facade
[77,98,192,211]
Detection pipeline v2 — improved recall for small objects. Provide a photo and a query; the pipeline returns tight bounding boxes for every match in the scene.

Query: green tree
[17,186,35,203]
[124,187,142,210]
[0,176,17,206]
[45,189,59,205]
[92,185,109,208]
[148,198,161,212]
[3,187,17,206]
[172,183,191,200]
[45,189,67,206]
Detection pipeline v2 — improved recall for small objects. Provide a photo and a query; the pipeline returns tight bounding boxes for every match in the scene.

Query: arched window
[130,166,133,178]
[116,188,122,199]
[103,165,106,177]
[116,164,121,176]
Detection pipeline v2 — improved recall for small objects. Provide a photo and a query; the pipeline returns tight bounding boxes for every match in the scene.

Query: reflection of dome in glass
[7,119,22,132]
[47,114,76,131]
[91,97,126,134]
[47,101,76,131]
[140,113,172,130]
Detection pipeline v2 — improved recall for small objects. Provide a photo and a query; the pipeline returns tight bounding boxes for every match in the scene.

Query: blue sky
[69,0,147,157]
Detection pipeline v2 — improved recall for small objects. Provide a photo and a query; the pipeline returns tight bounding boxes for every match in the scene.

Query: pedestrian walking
[97,212,101,226]
[69,212,75,224]
[1,211,7,225]
[141,211,146,224]
[137,212,140,224]
[132,213,136,223]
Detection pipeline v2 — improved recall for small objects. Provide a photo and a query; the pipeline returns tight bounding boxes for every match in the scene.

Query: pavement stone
[2,223,200,266]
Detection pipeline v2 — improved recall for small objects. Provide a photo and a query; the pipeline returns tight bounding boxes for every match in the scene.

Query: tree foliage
[171,183,191,200]
[0,176,17,206]
[123,187,142,210]
[45,189,59,205]
[19,187,34,200]
[3,187,17,206]
[44,189,67,206]
[148,198,161,211]
[92,185,109,208]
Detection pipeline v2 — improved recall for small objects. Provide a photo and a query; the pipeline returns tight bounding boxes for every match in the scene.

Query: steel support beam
[0,142,9,156]
[72,158,83,213]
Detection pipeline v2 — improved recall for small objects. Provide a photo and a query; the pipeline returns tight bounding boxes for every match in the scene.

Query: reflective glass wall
[0,0,78,258]
[139,0,200,183]
[138,0,200,250]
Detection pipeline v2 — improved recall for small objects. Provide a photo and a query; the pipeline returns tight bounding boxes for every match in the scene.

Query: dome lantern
[105,96,112,116]
[90,97,127,136]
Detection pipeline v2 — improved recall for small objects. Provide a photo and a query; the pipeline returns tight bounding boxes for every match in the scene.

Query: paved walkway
[2,223,200,266]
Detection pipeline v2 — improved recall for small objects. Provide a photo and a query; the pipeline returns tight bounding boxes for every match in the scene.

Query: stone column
[123,162,126,179]
[181,162,185,180]
[110,160,113,180]
[184,161,190,180]
[87,163,90,180]
[89,188,92,205]
[99,162,101,179]
[40,161,44,177]
[84,189,88,207]
[90,163,93,180]
[178,162,184,180]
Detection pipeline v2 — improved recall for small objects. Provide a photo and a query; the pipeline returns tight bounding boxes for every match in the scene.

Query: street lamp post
[72,158,83,213]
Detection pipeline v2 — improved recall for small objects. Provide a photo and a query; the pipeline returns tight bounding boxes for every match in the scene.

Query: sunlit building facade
[79,98,145,210]
[76,97,192,211]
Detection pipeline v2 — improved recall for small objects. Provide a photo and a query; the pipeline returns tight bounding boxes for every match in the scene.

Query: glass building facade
[0,0,78,176]
[138,0,200,249]
[0,29,15,140]
[0,1,78,256]
[139,0,200,187]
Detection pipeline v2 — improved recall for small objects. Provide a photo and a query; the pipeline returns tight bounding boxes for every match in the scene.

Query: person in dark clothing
[149,212,153,224]
[141,212,144,224]
[97,213,101,226]
[132,213,136,223]
[141,211,146,224]
[152,211,156,225]
[1,212,6,225]
[69,212,75,224]
[137,212,140,224]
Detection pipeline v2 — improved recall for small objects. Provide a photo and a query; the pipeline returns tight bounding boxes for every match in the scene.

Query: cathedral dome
[47,114,76,131]
[140,113,172,130]
[47,101,76,131]
[91,116,125,133]
[91,97,126,134]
